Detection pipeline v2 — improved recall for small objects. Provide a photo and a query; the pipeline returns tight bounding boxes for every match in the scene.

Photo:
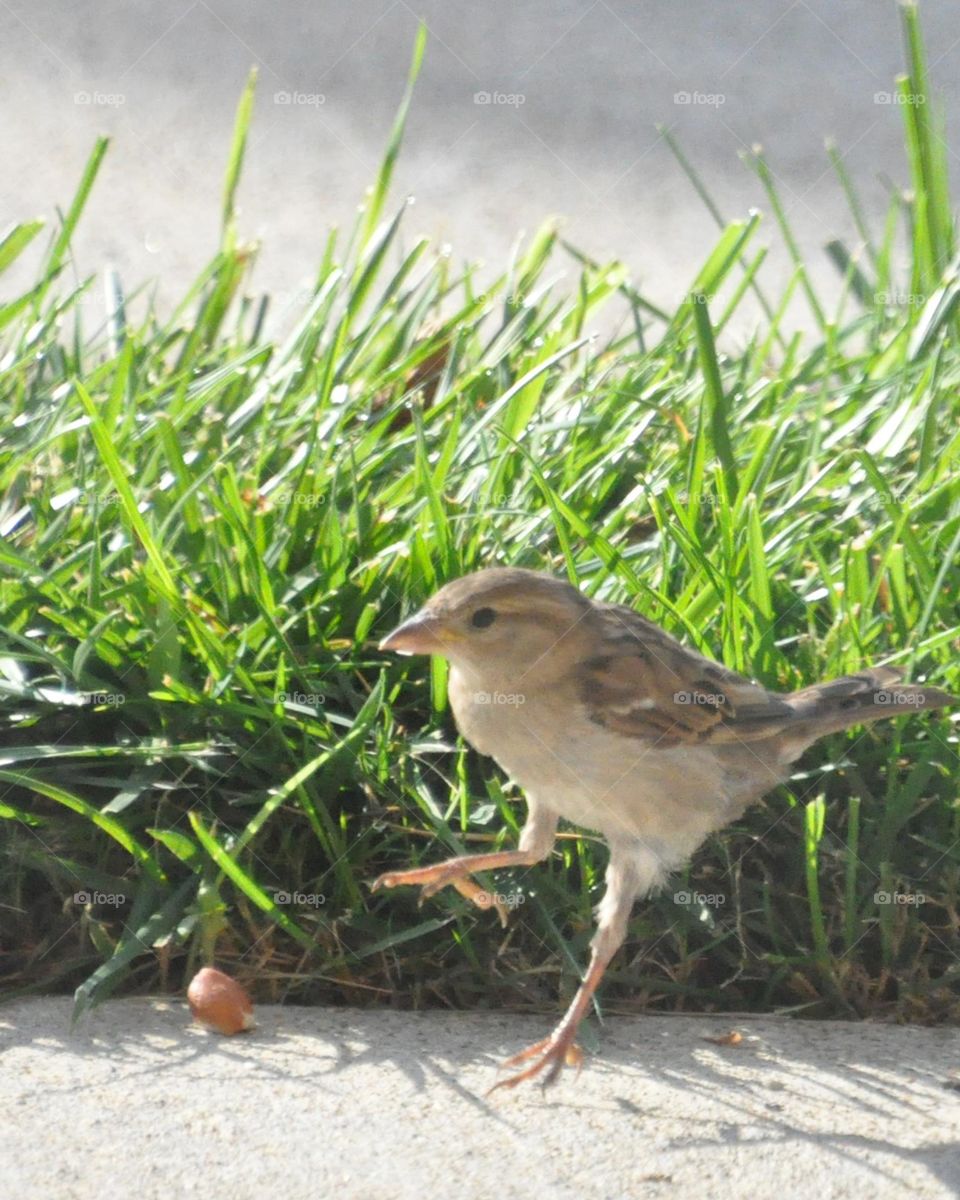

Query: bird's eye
[470,607,497,629]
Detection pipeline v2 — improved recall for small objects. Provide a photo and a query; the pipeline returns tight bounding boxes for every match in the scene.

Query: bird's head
[379,567,592,680]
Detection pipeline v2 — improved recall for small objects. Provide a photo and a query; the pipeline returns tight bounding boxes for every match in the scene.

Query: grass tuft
[1,12,959,1025]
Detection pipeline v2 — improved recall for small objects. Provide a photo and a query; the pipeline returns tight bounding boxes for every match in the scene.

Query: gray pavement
[3,1,960,331]
[3,998,960,1199]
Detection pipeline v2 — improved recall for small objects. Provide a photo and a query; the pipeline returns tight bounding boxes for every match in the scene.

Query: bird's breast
[448,666,741,854]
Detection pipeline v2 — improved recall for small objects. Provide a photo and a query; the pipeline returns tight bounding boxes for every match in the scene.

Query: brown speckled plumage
[374,567,956,1089]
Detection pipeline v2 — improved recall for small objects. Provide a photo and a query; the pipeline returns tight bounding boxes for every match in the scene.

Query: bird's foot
[371,862,507,923]
[487,1028,585,1093]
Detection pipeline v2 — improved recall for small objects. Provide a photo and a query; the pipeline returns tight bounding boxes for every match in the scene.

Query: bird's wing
[576,602,794,747]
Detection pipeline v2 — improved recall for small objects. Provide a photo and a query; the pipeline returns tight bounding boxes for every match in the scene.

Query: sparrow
[372,567,956,1089]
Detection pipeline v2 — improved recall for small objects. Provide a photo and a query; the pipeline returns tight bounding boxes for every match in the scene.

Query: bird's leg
[372,802,558,921]
[490,848,651,1091]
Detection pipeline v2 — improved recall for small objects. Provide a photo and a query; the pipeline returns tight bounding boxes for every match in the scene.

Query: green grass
[2,5,959,1026]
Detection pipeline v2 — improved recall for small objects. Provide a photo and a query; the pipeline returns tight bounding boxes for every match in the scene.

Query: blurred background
[2,0,958,329]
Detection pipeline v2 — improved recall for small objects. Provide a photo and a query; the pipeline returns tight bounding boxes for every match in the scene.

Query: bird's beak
[379,612,451,656]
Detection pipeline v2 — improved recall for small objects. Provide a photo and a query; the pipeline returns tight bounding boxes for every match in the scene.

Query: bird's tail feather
[786,666,956,737]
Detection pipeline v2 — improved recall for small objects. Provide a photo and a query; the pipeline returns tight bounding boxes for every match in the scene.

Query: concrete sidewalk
[3,998,959,1199]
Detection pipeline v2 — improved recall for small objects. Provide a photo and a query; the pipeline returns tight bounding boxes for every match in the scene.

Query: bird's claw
[487,1032,585,1093]
[371,863,465,898]
[371,866,508,925]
